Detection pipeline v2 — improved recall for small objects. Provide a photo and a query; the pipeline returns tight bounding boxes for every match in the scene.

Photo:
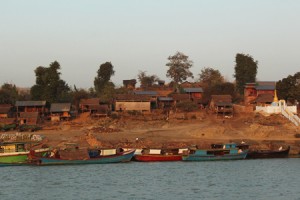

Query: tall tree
[199,67,226,104]
[137,71,158,88]
[199,67,224,87]
[0,83,19,104]
[234,53,258,94]
[166,52,193,87]
[277,72,300,101]
[94,62,115,94]
[30,61,70,103]
[70,86,90,108]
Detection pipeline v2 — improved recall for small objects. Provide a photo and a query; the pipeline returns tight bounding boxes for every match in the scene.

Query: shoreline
[2,111,299,155]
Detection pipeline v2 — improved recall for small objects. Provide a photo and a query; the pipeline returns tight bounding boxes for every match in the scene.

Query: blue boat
[182,143,248,161]
[30,148,135,165]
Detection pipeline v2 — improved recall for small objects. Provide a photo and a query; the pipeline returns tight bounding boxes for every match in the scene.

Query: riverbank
[22,110,300,155]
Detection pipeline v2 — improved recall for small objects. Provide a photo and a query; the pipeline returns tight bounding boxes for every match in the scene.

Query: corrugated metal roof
[158,97,173,101]
[50,103,71,112]
[16,101,46,107]
[183,88,203,93]
[255,85,275,90]
[253,94,274,103]
[134,91,158,95]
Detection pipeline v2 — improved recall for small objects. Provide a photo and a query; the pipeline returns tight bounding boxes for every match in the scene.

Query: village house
[183,88,203,100]
[251,93,274,106]
[79,98,110,117]
[0,104,15,127]
[115,94,151,112]
[133,90,158,109]
[244,81,276,105]
[50,103,71,121]
[157,97,174,109]
[0,104,13,118]
[15,101,46,124]
[19,112,39,125]
[210,95,233,117]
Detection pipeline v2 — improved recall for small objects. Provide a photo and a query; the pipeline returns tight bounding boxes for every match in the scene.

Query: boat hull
[182,151,248,161]
[0,152,29,165]
[35,149,135,165]
[246,147,290,159]
[134,154,182,162]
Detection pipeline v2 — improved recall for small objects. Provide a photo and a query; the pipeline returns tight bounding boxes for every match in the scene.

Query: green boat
[0,142,49,166]
[0,142,29,165]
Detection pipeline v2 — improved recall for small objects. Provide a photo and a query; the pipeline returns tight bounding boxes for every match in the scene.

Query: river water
[0,159,299,200]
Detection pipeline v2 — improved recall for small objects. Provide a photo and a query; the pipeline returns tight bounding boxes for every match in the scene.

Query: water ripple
[0,159,300,199]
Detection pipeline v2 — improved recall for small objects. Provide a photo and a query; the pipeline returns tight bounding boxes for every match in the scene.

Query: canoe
[31,149,136,165]
[182,143,248,161]
[246,146,290,159]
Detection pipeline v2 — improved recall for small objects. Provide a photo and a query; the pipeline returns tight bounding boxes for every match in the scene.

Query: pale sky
[1,0,300,89]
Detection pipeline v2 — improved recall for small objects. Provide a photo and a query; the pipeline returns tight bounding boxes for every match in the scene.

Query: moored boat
[182,143,248,161]
[0,142,49,166]
[0,142,31,166]
[246,146,290,159]
[133,148,187,162]
[29,147,136,165]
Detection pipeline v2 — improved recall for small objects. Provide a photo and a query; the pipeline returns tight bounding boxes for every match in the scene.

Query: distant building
[0,104,13,118]
[50,103,71,121]
[115,94,151,112]
[15,101,46,124]
[244,81,276,105]
[79,98,110,117]
[123,79,137,89]
[183,87,204,103]
[210,95,233,117]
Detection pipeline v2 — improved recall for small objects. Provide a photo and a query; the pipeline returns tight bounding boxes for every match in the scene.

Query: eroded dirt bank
[30,111,300,155]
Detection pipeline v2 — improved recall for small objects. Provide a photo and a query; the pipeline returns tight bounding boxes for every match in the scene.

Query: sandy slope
[35,111,300,155]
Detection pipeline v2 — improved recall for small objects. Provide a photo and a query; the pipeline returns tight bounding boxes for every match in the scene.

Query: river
[0,159,299,200]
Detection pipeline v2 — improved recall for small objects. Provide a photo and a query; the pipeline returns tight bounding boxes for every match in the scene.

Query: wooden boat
[0,142,48,166]
[29,147,136,165]
[182,143,248,161]
[133,148,187,162]
[246,146,290,159]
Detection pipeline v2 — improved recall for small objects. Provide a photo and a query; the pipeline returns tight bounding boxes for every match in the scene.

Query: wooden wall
[116,102,151,111]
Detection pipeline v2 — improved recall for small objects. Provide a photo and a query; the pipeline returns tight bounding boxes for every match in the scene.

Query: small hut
[50,103,71,121]
[210,95,233,117]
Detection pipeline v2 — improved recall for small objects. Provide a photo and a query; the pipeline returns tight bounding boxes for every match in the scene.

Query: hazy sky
[1,0,300,89]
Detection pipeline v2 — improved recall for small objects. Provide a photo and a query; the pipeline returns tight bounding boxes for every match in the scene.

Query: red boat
[133,148,187,162]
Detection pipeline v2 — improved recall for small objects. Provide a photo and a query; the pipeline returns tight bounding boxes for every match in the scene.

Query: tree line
[0,52,298,106]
